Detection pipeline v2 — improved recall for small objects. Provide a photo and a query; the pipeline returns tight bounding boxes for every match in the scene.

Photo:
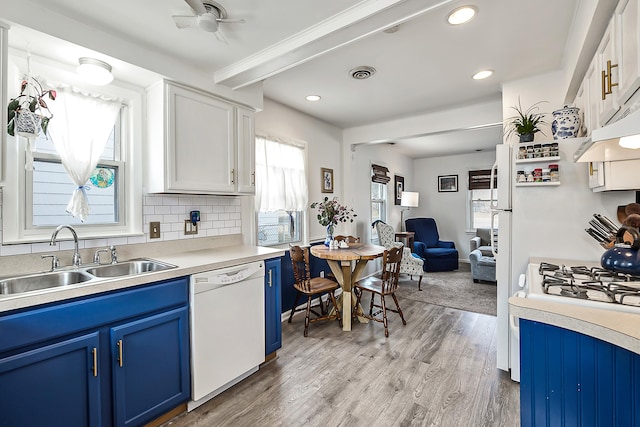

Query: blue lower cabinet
[0,277,190,426]
[111,306,190,427]
[0,332,101,427]
[265,258,282,355]
[520,319,640,427]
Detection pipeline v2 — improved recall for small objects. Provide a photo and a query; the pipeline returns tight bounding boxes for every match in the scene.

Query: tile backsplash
[0,193,242,257]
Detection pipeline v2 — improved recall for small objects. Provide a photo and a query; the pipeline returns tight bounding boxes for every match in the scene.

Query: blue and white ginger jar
[551,105,580,140]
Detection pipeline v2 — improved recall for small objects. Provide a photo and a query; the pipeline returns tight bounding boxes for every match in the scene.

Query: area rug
[395,264,497,316]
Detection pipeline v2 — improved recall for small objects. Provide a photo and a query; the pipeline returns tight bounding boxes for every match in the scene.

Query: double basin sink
[0,258,176,296]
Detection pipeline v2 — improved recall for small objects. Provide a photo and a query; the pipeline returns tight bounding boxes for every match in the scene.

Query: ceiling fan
[172,0,245,44]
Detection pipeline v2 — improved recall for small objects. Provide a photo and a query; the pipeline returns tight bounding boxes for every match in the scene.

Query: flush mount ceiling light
[619,134,640,149]
[447,5,478,25]
[305,95,321,102]
[77,57,113,86]
[472,69,493,80]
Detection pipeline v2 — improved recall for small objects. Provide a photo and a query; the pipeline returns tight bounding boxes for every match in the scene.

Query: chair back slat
[289,244,312,292]
[381,246,403,293]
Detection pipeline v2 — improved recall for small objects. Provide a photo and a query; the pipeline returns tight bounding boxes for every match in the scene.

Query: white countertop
[509,297,640,354]
[0,245,285,314]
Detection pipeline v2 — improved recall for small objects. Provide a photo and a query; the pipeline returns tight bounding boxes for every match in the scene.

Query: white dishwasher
[188,261,265,411]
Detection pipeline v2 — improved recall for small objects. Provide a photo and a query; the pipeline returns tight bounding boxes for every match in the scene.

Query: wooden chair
[288,245,343,336]
[354,246,407,337]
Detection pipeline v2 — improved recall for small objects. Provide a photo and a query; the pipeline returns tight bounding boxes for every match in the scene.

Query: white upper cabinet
[597,18,621,126]
[615,0,640,105]
[0,24,7,185]
[146,81,255,195]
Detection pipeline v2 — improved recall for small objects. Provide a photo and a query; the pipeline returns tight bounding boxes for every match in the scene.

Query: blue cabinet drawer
[0,276,189,354]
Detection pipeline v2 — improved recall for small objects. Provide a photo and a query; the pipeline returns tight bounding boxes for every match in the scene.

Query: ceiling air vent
[349,66,376,80]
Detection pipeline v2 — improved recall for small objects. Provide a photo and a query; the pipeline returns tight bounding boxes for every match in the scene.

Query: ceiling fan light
[198,13,219,32]
[305,95,321,102]
[619,134,640,149]
[77,57,113,86]
[447,6,478,25]
[472,69,493,80]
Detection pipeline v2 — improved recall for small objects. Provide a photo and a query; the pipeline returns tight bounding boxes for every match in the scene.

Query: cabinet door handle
[268,269,273,287]
[607,60,618,94]
[231,169,235,184]
[92,347,98,377]
[117,339,123,368]
[251,171,255,185]
[602,69,607,100]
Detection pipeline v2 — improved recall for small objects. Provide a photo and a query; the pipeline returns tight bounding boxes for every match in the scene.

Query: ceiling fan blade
[184,0,206,15]
[172,15,198,29]
[214,30,228,45]
[217,18,246,24]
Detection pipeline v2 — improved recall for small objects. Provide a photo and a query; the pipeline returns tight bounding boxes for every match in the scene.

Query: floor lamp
[400,191,419,232]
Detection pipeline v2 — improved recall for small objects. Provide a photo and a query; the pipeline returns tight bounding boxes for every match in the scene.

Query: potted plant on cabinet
[7,76,56,138]
[504,99,548,143]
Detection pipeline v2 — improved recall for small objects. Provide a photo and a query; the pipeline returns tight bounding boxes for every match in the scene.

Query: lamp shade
[400,191,419,207]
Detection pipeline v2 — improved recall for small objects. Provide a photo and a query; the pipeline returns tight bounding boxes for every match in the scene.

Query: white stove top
[525,261,640,315]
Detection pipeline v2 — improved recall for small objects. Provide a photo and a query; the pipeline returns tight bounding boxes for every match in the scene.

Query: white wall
[412,150,497,260]
[255,98,343,242]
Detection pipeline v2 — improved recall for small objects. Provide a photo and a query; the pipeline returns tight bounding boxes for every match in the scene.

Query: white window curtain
[255,135,308,212]
[47,90,120,222]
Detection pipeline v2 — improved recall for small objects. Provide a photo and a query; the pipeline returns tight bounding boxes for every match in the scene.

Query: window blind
[371,164,390,184]
[468,169,497,190]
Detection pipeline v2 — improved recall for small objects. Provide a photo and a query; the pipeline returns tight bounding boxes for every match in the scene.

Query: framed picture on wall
[394,175,404,205]
[321,167,334,193]
[438,175,458,192]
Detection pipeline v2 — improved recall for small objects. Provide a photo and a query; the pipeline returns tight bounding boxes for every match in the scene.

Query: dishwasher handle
[192,262,264,292]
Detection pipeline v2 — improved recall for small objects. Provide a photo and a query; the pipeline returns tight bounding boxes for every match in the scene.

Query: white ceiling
[3,0,580,158]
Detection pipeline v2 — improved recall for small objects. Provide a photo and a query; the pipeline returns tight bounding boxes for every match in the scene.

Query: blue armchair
[405,217,459,272]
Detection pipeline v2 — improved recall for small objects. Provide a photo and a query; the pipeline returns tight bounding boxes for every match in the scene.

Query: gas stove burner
[539,262,560,275]
[560,286,588,299]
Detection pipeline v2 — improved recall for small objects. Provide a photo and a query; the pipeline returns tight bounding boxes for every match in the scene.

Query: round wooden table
[310,243,385,331]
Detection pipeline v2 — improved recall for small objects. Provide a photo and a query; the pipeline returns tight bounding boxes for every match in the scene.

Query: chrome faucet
[50,225,82,267]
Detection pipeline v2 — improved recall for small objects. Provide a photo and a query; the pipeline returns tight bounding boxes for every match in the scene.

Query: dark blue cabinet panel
[0,332,101,427]
[111,307,190,427]
[520,319,640,427]
[0,277,190,426]
[265,258,282,355]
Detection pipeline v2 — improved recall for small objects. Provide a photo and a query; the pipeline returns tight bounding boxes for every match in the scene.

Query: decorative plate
[90,167,114,188]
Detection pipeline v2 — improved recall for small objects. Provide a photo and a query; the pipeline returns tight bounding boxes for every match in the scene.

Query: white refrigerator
[491,139,633,382]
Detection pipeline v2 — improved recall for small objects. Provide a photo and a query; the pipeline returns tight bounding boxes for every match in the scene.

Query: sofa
[469,249,496,283]
[405,217,458,272]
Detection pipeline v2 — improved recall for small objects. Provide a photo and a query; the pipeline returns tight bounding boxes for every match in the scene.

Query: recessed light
[472,69,493,80]
[305,95,321,102]
[447,6,478,25]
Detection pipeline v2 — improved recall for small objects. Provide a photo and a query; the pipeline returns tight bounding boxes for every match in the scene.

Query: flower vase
[324,224,334,246]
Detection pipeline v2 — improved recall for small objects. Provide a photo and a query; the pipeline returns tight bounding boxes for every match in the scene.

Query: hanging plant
[7,76,56,137]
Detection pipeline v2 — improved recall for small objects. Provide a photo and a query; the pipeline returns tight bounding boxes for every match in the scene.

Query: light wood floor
[164,294,520,427]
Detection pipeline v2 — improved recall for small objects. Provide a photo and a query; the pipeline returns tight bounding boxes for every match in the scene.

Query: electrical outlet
[184,219,198,235]
[150,221,161,239]
[320,270,325,278]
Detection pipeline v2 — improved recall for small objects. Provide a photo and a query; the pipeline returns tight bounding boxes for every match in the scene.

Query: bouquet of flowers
[310,197,357,226]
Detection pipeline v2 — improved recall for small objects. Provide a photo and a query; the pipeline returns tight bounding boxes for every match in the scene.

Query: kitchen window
[255,135,308,246]
[2,53,143,243]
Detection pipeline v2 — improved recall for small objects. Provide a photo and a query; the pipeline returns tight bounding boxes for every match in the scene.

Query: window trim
[2,53,143,243]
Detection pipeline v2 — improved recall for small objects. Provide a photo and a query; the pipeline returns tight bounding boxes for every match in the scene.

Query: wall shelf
[515,156,560,164]
[515,182,561,187]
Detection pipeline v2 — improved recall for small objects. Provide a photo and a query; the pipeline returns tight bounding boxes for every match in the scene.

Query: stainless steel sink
[0,271,94,295]
[84,258,176,278]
